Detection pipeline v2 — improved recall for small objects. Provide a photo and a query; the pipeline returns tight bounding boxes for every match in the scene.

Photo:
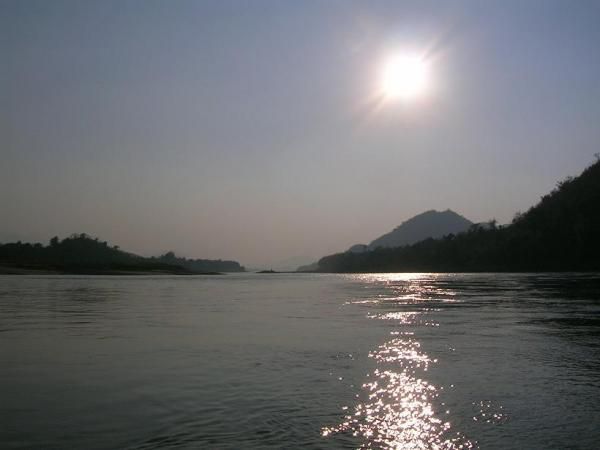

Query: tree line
[0,233,245,273]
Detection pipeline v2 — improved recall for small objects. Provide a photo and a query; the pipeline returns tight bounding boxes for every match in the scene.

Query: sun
[380,53,430,101]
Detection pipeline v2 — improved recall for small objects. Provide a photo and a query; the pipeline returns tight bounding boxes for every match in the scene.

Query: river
[1,273,599,449]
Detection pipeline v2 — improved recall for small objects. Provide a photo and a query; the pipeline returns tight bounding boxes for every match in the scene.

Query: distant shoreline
[0,265,223,276]
[3,266,599,276]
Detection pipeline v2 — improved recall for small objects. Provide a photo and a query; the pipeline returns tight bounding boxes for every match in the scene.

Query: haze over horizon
[3,0,600,266]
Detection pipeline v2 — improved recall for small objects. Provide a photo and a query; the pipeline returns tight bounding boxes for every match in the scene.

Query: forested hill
[152,251,245,273]
[0,234,245,274]
[317,158,600,273]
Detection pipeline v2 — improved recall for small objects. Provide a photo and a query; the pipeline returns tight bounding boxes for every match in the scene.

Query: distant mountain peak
[368,209,473,250]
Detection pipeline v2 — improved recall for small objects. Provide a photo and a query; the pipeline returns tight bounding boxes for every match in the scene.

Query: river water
[1,273,599,449]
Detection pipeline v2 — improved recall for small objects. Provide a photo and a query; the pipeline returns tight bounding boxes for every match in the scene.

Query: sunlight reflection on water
[323,274,475,449]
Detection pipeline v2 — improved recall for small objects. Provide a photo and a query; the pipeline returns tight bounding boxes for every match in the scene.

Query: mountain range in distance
[297,209,474,271]
[5,158,598,275]
[316,157,600,273]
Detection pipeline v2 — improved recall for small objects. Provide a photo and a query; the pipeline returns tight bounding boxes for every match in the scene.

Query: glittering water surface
[1,273,599,449]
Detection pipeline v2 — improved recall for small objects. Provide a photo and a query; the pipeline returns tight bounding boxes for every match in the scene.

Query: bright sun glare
[381,53,430,101]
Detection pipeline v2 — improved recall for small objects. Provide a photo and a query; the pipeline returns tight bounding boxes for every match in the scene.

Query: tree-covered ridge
[152,251,244,273]
[0,233,244,274]
[317,158,600,273]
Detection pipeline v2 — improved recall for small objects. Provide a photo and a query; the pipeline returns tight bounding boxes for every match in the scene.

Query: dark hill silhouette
[299,210,472,271]
[317,157,600,272]
[368,209,473,249]
[0,234,244,274]
[152,251,244,273]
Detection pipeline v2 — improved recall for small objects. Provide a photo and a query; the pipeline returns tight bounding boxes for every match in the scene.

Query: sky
[2,0,600,267]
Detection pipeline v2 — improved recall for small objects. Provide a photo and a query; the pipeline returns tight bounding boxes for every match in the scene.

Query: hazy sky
[3,0,600,267]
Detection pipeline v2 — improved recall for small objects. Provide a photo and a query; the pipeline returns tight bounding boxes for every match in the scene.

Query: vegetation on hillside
[152,251,244,272]
[317,158,600,272]
[0,234,244,274]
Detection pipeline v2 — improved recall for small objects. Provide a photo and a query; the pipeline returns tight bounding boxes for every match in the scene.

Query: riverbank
[0,265,223,276]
